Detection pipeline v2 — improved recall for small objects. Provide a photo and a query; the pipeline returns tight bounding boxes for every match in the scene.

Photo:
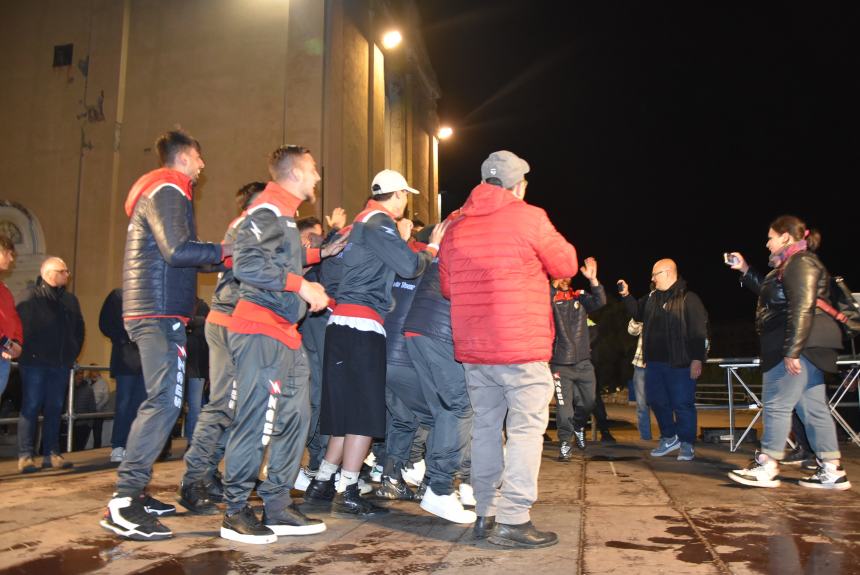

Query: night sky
[418,1,857,326]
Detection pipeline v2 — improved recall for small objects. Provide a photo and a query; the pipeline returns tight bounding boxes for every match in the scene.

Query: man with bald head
[620,259,708,461]
[16,256,85,473]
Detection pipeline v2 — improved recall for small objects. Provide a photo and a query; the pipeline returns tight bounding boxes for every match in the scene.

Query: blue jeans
[761,355,840,461]
[17,365,71,457]
[0,359,11,398]
[632,366,652,440]
[111,374,147,449]
[645,362,697,444]
[184,377,205,445]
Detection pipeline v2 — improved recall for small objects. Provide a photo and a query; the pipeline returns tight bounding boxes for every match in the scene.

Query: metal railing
[0,363,115,453]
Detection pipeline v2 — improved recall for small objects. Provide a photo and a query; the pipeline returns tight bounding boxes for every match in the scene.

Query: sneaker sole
[100,519,172,541]
[727,471,780,488]
[265,522,327,536]
[487,534,559,549]
[332,505,390,519]
[677,455,695,461]
[798,480,852,491]
[176,496,220,516]
[419,499,477,524]
[220,526,277,544]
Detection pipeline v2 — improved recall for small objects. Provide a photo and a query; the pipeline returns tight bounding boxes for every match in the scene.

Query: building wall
[0,0,440,366]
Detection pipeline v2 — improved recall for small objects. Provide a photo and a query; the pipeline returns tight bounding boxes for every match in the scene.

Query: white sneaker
[728,452,780,488]
[364,452,377,468]
[458,483,476,507]
[370,464,383,483]
[401,460,426,487]
[420,486,476,524]
[110,447,125,464]
[799,461,852,491]
[294,467,315,491]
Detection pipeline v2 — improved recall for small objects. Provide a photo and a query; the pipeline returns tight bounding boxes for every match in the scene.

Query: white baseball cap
[371,169,420,195]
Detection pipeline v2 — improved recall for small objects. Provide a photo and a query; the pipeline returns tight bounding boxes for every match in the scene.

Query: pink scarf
[769,239,807,269]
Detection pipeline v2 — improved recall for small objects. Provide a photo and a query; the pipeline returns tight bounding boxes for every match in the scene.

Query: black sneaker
[303,477,336,502]
[781,447,814,467]
[600,431,617,444]
[573,428,586,450]
[100,495,173,541]
[221,506,277,544]
[558,441,573,461]
[374,476,415,500]
[488,521,559,549]
[473,516,496,539]
[177,480,219,515]
[206,471,225,502]
[262,504,327,535]
[141,494,176,516]
[415,481,428,501]
[333,483,389,518]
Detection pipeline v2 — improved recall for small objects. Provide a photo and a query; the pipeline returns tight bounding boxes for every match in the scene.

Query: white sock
[317,459,339,482]
[337,469,360,493]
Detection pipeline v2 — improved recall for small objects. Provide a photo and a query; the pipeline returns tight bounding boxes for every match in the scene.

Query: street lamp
[382,30,402,50]
[437,126,453,140]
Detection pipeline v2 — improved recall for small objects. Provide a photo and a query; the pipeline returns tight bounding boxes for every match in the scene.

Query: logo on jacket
[381,226,397,237]
[250,221,263,241]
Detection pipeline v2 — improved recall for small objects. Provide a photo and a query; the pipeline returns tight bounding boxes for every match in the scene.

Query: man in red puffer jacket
[439,150,578,549]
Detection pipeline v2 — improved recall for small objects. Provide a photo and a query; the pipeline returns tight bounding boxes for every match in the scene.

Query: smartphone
[723,252,739,266]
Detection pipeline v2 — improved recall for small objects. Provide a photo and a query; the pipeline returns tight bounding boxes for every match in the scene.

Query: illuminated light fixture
[437,126,453,140]
[382,30,402,49]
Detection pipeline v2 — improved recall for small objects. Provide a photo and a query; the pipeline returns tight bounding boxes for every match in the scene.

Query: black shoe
[141,494,176,516]
[177,480,219,515]
[415,480,428,501]
[543,433,552,443]
[473,516,496,539]
[359,463,374,483]
[573,428,586,450]
[263,504,327,536]
[333,483,389,518]
[488,521,559,549]
[558,441,573,461]
[782,447,814,466]
[100,495,172,541]
[303,477,336,502]
[206,472,224,503]
[375,476,416,500]
[600,431,617,444]
[221,506,277,544]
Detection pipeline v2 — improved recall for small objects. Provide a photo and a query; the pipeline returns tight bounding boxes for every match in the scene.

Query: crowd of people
[0,129,851,552]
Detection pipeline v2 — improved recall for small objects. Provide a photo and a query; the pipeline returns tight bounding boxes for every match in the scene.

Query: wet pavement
[0,410,858,574]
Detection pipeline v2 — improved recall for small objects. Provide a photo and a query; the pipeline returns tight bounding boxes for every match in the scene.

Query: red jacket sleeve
[533,210,578,279]
[0,284,22,343]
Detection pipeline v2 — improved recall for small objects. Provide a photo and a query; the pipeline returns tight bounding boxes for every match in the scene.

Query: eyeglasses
[651,270,668,279]
[49,269,70,275]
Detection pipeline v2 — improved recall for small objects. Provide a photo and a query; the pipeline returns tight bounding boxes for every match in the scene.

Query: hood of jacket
[125,168,193,216]
[460,182,521,217]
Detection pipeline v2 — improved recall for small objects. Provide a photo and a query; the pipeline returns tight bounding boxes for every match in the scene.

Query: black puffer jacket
[550,284,606,365]
[385,275,422,367]
[402,258,453,345]
[122,168,223,319]
[740,251,842,372]
[17,278,85,368]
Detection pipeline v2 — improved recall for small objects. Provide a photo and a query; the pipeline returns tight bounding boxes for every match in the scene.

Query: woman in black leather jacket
[726,215,849,491]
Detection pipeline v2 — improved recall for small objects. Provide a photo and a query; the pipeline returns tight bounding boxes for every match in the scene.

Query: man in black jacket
[550,257,606,459]
[16,257,84,473]
[99,288,145,464]
[621,259,708,462]
[101,130,228,542]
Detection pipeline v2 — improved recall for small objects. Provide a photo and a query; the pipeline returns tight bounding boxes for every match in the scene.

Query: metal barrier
[0,363,114,453]
[702,356,860,452]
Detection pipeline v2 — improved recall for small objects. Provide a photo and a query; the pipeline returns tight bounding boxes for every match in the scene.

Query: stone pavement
[0,408,858,574]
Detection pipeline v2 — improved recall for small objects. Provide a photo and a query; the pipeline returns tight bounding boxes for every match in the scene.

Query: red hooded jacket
[439,182,578,364]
